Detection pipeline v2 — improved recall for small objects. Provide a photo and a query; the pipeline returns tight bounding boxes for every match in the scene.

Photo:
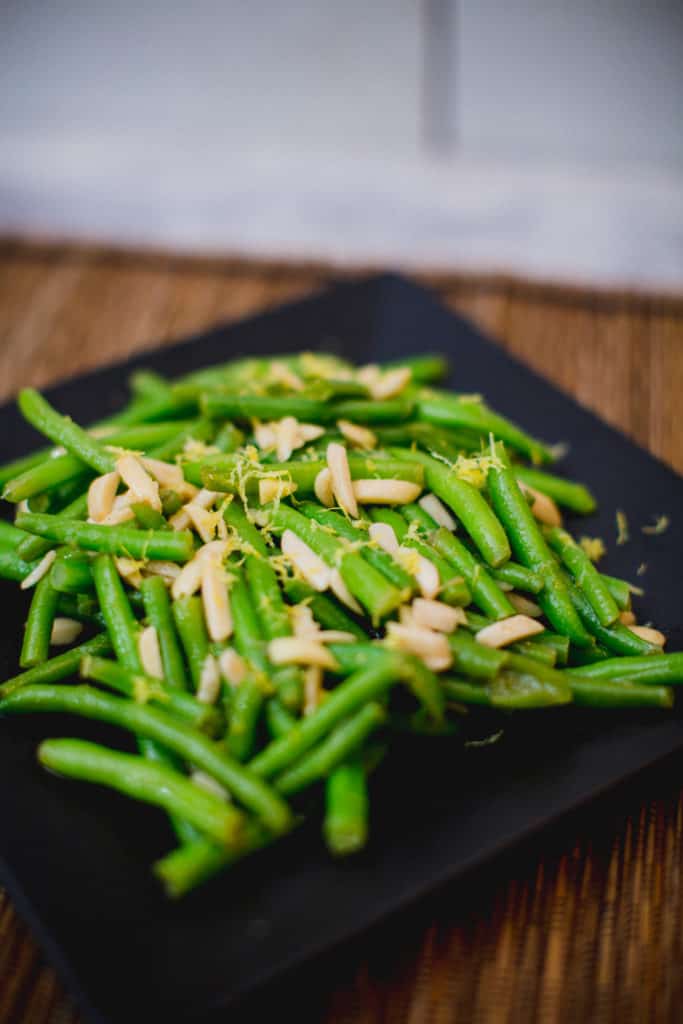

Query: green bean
[0,447,52,489]
[131,503,166,530]
[147,419,215,462]
[568,679,673,709]
[509,641,557,667]
[202,394,330,422]
[602,575,634,612]
[188,455,424,495]
[490,562,544,594]
[249,654,402,779]
[114,392,197,425]
[140,576,189,691]
[504,654,571,704]
[153,820,271,898]
[226,565,270,761]
[326,643,385,675]
[444,669,570,708]
[546,526,619,627]
[513,466,596,514]
[129,370,171,402]
[16,512,194,562]
[324,759,369,856]
[400,502,436,535]
[91,554,141,671]
[50,550,94,594]
[2,685,291,833]
[18,494,89,561]
[274,703,385,796]
[20,574,59,668]
[389,448,511,567]
[38,738,243,846]
[399,534,472,607]
[448,631,509,680]
[172,596,209,690]
[565,580,661,657]
[385,354,448,383]
[0,546,40,583]
[375,422,479,461]
[81,655,222,736]
[0,634,111,698]
[366,506,409,540]
[430,527,515,620]
[283,579,367,640]
[571,653,683,685]
[266,698,297,739]
[17,388,116,475]
[330,398,414,423]
[213,423,246,454]
[0,519,32,548]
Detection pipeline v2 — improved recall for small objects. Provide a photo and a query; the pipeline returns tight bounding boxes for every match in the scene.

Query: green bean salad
[0,352,678,897]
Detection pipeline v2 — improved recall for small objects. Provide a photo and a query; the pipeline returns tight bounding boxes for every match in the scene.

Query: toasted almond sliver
[270,361,305,391]
[258,477,297,504]
[140,457,185,490]
[218,648,248,687]
[190,770,230,801]
[418,493,456,531]
[303,665,324,716]
[411,598,466,633]
[201,558,233,643]
[337,419,377,450]
[50,617,83,646]
[385,622,452,672]
[352,479,421,505]
[619,610,637,626]
[330,569,363,614]
[518,483,562,527]
[171,553,205,600]
[185,502,226,543]
[99,505,136,526]
[327,442,358,518]
[317,630,357,644]
[20,549,57,591]
[508,593,543,618]
[281,530,331,591]
[629,625,666,647]
[268,636,339,670]
[116,454,161,512]
[170,488,218,531]
[276,416,300,463]
[87,471,120,522]
[370,366,411,400]
[314,467,335,508]
[196,654,221,704]
[115,556,144,589]
[138,625,164,679]
[396,548,440,599]
[253,422,277,451]
[368,521,400,555]
[298,423,326,443]
[143,560,181,584]
[476,614,545,649]
[289,603,320,638]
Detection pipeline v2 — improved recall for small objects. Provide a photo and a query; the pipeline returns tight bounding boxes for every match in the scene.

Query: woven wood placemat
[0,240,682,1024]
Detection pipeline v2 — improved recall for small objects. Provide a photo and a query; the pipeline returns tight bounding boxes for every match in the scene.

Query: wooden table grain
[0,240,682,1024]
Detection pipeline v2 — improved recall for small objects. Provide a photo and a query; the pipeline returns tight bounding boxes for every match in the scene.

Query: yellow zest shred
[578,536,606,563]
[616,510,629,546]
[642,514,670,536]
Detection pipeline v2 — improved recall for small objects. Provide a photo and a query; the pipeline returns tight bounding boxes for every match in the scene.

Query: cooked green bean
[16,512,194,562]
[140,576,189,692]
[430,527,515,620]
[571,653,683,685]
[0,634,111,698]
[92,554,141,671]
[323,759,369,856]
[513,466,596,514]
[546,526,619,627]
[20,574,59,668]
[172,596,209,691]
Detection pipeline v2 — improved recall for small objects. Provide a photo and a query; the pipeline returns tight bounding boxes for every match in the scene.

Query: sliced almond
[218,648,247,687]
[253,421,277,452]
[185,502,227,543]
[368,521,400,555]
[190,770,230,801]
[289,602,320,638]
[397,547,440,599]
[619,610,636,626]
[298,423,325,443]
[476,614,545,649]
[258,477,297,504]
[314,467,335,507]
[275,416,300,463]
[171,553,205,600]
[371,366,411,400]
[508,593,543,617]
[142,560,181,584]
[317,630,357,643]
[268,636,339,670]
[116,454,161,512]
[140,457,185,490]
[327,442,358,518]
[303,665,324,716]
[352,479,422,505]
[281,530,331,591]
[418,493,456,531]
[385,621,452,672]
[270,361,305,391]
[330,569,363,614]
[50,617,83,646]
[20,549,56,591]
[629,625,666,647]
[518,483,562,527]
[99,505,136,526]
[196,654,221,704]
[170,488,219,531]
[115,556,144,589]
[411,598,466,633]
[87,471,120,522]
[138,625,164,679]
[201,558,233,643]
[337,419,377,450]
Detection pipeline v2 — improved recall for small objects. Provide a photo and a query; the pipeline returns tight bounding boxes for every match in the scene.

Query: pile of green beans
[0,352,676,899]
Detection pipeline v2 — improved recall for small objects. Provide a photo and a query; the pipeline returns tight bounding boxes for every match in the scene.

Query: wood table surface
[0,240,682,1024]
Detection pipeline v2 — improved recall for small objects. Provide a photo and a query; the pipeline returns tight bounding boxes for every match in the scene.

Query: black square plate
[0,275,681,1023]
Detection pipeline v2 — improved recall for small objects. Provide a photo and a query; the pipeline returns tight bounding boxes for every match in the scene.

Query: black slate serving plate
[0,275,681,1024]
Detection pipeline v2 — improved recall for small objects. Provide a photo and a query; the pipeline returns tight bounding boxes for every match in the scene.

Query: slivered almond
[99,505,135,526]
[298,423,325,443]
[20,549,56,590]
[330,569,363,614]
[397,548,440,599]
[140,457,184,490]
[385,622,452,672]
[197,654,221,704]
[352,479,422,505]
[185,503,227,543]
[253,421,277,451]
[88,425,118,439]
[172,554,205,600]
[629,625,666,647]
[142,560,181,584]
[303,666,324,716]
[268,636,339,670]
[281,530,331,591]
[518,483,562,527]
[218,648,247,687]
[372,366,411,399]
[289,603,320,638]
[116,454,161,512]
[508,593,543,617]
[337,420,377,449]
[270,361,305,391]
[258,477,297,504]
[201,558,233,642]
[115,556,144,589]
[275,416,299,462]
[190,770,230,801]
[368,521,400,555]
[317,630,357,643]
[138,625,164,679]
[327,442,358,517]
[418,493,456,531]
[476,614,545,649]
[170,488,218,531]
[314,467,335,507]
[50,617,83,646]
[411,598,466,633]
[87,471,120,522]
[619,610,636,626]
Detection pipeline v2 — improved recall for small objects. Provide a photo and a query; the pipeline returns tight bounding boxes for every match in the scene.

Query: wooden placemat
[0,240,682,1024]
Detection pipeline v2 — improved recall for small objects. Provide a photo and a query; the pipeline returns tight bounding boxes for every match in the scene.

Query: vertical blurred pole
[422,0,457,156]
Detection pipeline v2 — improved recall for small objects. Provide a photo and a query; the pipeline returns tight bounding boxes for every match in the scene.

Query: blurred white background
[1,1,681,287]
